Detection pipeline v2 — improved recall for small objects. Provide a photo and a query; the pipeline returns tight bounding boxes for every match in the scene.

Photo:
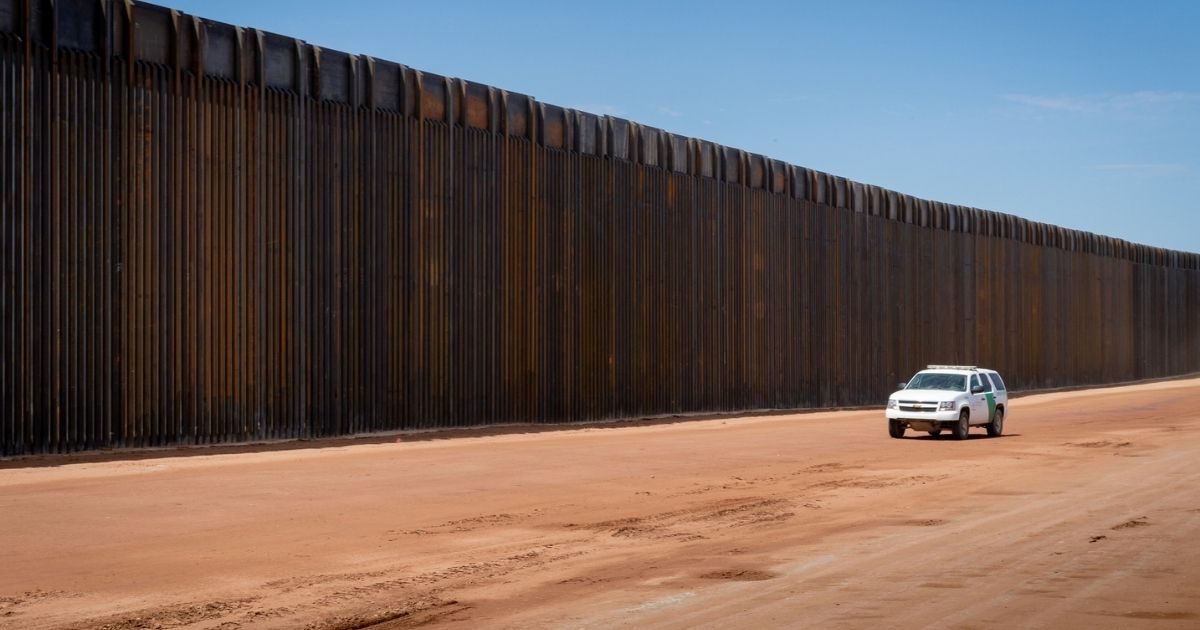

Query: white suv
[885,366,1008,440]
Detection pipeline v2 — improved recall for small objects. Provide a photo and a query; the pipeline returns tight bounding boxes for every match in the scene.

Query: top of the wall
[3,0,1196,270]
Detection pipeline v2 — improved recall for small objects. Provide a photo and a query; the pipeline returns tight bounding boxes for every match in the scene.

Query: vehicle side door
[969,374,986,420]
[979,373,997,421]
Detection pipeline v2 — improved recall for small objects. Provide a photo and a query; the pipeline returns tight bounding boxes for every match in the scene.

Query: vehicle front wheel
[888,420,906,439]
[987,407,1005,437]
[953,409,970,440]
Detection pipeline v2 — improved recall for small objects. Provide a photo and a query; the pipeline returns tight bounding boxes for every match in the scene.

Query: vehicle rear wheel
[888,420,906,439]
[927,428,942,437]
[987,407,1005,437]
[953,409,970,440]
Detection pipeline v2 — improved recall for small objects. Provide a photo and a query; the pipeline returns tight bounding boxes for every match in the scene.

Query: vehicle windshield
[904,372,966,392]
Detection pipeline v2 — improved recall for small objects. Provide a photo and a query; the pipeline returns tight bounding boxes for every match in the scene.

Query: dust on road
[2,378,1199,628]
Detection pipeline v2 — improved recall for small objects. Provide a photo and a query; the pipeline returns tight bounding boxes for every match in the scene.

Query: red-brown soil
[2,378,1199,628]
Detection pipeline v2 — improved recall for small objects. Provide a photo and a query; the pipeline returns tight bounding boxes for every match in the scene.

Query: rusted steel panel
[832,176,848,209]
[575,110,600,155]
[722,146,741,184]
[1,0,1198,454]
[417,70,446,122]
[695,140,715,179]
[637,124,661,167]
[667,133,687,173]
[866,185,882,217]
[746,153,765,190]
[539,102,565,149]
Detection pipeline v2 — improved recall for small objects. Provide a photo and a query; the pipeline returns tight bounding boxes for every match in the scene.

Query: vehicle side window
[970,374,981,391]
[991,373,1007,391]
[981,373,993,392]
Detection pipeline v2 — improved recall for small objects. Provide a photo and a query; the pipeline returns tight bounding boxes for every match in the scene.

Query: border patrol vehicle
[885,366,1008,440]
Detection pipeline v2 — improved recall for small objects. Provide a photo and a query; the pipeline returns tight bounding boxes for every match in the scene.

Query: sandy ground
[2,378,1199,629]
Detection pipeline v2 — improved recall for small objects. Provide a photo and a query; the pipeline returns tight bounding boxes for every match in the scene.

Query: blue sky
[169,0,1199,253]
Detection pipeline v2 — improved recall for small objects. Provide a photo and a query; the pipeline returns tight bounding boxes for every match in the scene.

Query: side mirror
[971,385,985,394]
[896,382,906,390]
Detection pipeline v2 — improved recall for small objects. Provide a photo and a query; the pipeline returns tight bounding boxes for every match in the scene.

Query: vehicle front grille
[898,401,938,412]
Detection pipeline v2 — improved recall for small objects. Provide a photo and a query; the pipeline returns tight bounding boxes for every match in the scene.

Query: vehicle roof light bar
[926,364,978,370]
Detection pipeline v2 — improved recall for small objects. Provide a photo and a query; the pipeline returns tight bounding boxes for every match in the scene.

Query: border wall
[2,0,1199,455]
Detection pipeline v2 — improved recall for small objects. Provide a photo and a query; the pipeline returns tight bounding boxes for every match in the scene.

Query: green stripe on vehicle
[986,392,996,421]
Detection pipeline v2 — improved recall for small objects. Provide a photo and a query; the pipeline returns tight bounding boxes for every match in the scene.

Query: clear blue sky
[170,0,1199,253]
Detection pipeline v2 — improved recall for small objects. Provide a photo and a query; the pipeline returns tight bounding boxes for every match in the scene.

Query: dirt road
[2,378,1199,629]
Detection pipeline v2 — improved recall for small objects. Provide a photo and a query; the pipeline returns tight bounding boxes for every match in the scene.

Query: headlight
[938,401,955,411]
[887,399,898,409]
